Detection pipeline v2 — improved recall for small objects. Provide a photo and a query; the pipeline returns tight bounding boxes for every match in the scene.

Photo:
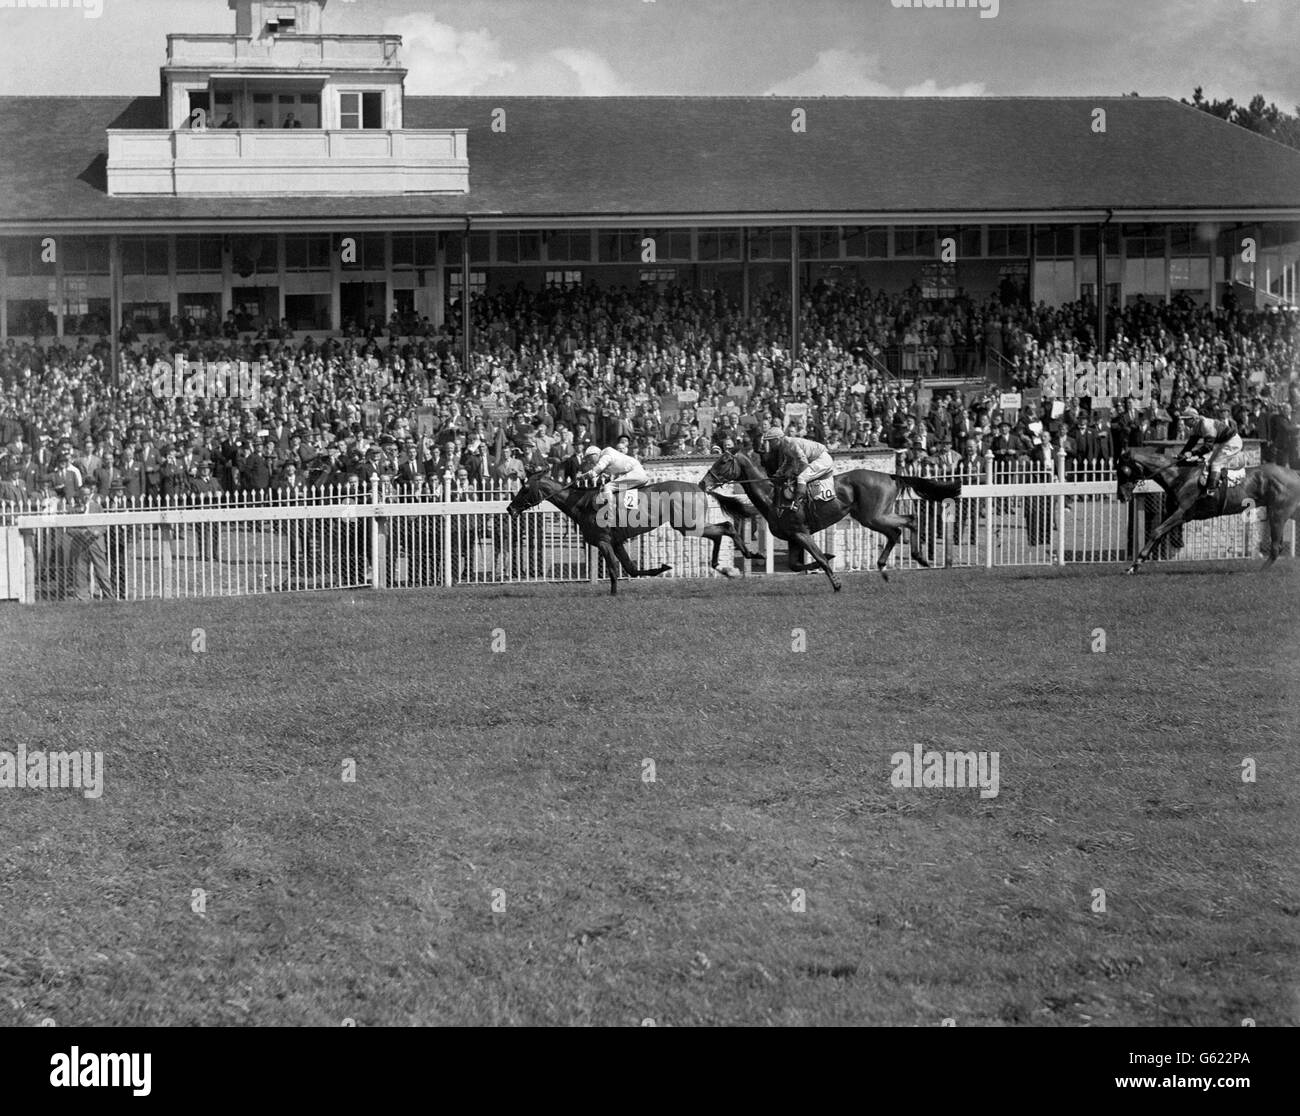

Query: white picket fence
[1,465,1293,603]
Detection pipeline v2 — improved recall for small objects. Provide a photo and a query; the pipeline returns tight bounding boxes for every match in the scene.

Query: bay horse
[505,471,762,595]
[698,450,962,592]
[1117,447,1300,574]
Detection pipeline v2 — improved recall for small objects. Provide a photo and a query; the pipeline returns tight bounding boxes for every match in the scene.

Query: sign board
[677,389,699,405]
[422,397,439,408]
[1159,380,1174,404]
[783,402,809,429]
[1022,388,1042,408]
[1249,369,1266,385]
[696,405,715,438]
[414,407,437,438]
[999,392,1022,411]
[1050,399,1066,419]
[1206,374,1225,390]
[659,393,680,418]
[484,404,511,425]
[726,386,751,404]
[916,388,933,408]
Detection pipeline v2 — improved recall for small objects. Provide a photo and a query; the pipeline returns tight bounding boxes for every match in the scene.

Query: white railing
[2,463,1292,603]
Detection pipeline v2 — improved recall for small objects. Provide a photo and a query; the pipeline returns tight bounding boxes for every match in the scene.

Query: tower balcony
[166,33,403,70]
[106,127,468,196]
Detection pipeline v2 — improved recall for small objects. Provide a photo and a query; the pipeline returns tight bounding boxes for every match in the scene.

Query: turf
[0,563,1297,1026]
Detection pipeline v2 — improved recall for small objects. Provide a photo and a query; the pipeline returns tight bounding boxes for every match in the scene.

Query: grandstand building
[0,0,1298,363]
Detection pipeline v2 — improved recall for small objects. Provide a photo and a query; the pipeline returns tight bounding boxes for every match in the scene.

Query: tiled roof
[0,95,1297,228]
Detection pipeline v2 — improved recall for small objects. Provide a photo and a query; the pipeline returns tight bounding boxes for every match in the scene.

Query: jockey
[1178,405,1243,495]
[759,425,834,512]
[577,442,650,510]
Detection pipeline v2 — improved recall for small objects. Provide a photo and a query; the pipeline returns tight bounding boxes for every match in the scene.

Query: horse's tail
[712,491,762,530]
[893,474,962,503]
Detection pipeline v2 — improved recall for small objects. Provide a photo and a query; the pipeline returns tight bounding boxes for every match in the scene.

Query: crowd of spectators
[2,280,1297,509]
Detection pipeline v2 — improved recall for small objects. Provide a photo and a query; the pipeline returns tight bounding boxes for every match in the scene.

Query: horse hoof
[1124,566,1137,575]
[832,580,843,592]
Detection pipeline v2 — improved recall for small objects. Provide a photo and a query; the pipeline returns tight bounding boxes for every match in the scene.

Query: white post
[441,474,452,587]
[1055,447,1067,566]
[984,450,995,569]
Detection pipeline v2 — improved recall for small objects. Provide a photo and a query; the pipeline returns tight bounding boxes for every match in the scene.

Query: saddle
[775,476,841,532]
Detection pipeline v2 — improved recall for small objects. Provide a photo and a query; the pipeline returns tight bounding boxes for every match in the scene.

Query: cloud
[385,13,517,94]
[765,49,986,97]
[385,13,629,96]
[550,48,633,96]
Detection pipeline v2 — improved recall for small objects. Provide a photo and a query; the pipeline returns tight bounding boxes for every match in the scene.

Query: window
[187,89,210,128]
[542,229,592,262]
[841,226,889,259]
[339,91,383,129]
[391,233,439,268]
[641,229,691,261]
[639,268,676,290]
[893,227,936,258]
[175,236,223,274]
[1034,225,1075,258]
[545,270,582,289]
[3,237,50,276]
[57,237,109,275]
[121,237,169,276]
[122,302,171,333]
[6,299,56,335]
[799,227,841,260]
[495,231,541,264]
[284,234,332,271]
[284,293,331,331]
[1079,224,1121,256]
[598,230,643,263]
[987,226,1029,257]
[748,228,791,260]
[64,297,110,336]
[179,292,222,324]
[920,263,957,300]
[698,229,741,261]
[340,233,386,271]
[448,271,486,298]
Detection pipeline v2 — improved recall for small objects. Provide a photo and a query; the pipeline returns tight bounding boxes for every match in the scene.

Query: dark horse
[1117,447,1300,574]
[699,449,962,592]
[505,471,762,594]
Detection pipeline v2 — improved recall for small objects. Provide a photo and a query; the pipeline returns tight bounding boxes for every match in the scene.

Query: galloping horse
[505,471,761,595]
[1117,447,1300,573]
[699,450,962,592]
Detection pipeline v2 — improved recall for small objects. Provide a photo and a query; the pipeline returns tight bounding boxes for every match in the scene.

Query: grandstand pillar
[109,234,121,390]
[789,225,799,356]
[432,234,446,328]
[1095,224,1106,354]
[742,227,750,317]
[461,220,471,375]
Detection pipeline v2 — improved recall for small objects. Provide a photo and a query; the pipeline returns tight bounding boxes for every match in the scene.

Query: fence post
[764,519,774,575]
[1055,447,1067,566]
[983,450,995,569]
[21,528,35,604]
[441,475,452,588]
[369,475,385,591]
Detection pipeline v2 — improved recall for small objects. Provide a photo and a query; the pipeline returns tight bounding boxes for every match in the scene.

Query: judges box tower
[107,0,468,195]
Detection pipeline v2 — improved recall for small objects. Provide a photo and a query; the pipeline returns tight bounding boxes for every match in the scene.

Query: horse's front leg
[1127,507,1187,574]
[794,531,841,592]
[597,538,621,594]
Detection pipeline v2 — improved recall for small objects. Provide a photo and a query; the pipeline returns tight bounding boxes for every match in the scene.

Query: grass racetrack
[1,562,1297,1026]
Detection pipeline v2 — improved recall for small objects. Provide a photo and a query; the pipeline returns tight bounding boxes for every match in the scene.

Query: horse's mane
[1124,446,1184,475]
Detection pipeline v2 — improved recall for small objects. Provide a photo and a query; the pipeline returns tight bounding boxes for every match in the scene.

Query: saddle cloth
[1224,468,1247,487]
[809,477,836,502]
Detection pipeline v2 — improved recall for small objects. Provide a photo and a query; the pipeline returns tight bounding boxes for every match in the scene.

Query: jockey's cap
[763,425,784,442]
[583,445,601,459]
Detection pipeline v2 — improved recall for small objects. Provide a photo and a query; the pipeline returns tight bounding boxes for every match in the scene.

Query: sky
[0,0,1296,110]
